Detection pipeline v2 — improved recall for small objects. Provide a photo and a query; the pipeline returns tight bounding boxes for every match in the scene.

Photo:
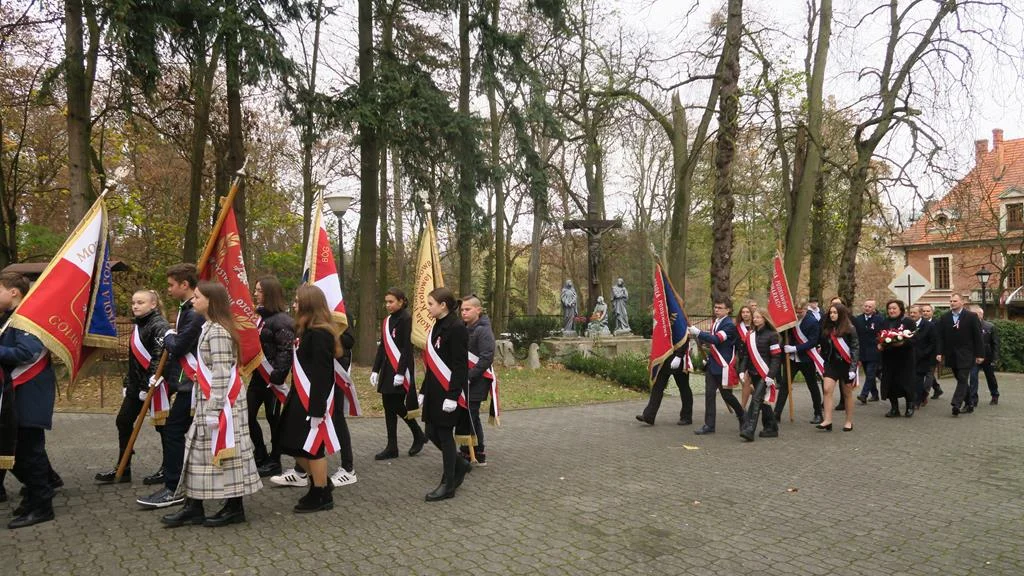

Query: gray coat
[467,315,495,402]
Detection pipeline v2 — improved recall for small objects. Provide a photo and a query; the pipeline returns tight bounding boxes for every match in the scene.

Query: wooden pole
[114,162,247,480]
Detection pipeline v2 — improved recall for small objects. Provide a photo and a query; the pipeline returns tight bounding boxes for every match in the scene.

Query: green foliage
[507,315,560,350]
[992,320,1024,373]
[18,224,64,261]
[563,351,650,392]
[257,247,305,296]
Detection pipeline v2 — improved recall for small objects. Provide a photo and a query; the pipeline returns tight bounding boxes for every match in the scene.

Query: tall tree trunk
[709,0,743,305]
[393,148,405,284]
[838,157,870,305]
[301,0,325,256]
[667,93,689,289]
[355,0,379,365]
[456,0,475,296]
[224,9,247,263]
[183,40,221,263]
[65,0,94,222]
[807,169,827,300]
[486,0,506,332]
[378,145,390,292]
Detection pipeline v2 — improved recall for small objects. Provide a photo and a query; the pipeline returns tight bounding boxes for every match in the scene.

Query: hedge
[563,351,650,392]
[992,320,1024,373]
[506,315,562,352]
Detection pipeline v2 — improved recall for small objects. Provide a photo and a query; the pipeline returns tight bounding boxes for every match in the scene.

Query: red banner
[766,253,798,331]
[199,206,264,375]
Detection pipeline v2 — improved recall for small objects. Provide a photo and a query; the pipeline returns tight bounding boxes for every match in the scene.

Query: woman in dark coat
[249,276,294,478]
[817,303,860,432]
[279,285,341,513]
[371,288,426,460]
[879,299,917,418]
[420,287,472,501]
[738,310,782,442]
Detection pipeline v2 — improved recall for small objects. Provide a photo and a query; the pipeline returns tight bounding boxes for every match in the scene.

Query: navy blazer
[0,311,56,430]
[791,313,820,364]
[852,312,885,363]
[696,315,736,376]
[164,298,204,391]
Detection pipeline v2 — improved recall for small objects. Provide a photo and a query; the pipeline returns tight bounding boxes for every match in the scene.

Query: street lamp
[324,191,355,291]
[976,266,992,309]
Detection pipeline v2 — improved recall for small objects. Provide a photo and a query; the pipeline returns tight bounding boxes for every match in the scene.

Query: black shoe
[952,406,960,417]
[869,396,880,402]
[694,425,715,435]
[835,403,846,412]
[905,405,915,417]
[475,451,487,466]
[885,408,901,418]
[137,487,184,509]
[809,414,823,425]
[991,396,999,405]
[857,396,867,405]
[962,405,975,414]
[294,485,334,513]
[143,468,166,486]
[257,461,282,478]
[160,498,205,527]
[815,423,832,431]
[8,507,54,529]
[758,429,779,438]
[95,469,131,484]
[425,483,454,502]
[677,417,692,426]
[932,388,943,400]
[842,424,854,432]
[635,414,654,425]
[374,448,399,461]
[739,429,754,442]
[409,435,426,457]
[204,498,246,527]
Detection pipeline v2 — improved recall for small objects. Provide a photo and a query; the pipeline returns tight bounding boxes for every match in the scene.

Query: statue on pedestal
[560,280,578,336]
[611,277,631,335]
[586,296,611,337]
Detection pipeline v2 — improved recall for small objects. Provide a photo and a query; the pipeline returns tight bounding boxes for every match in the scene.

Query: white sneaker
[330,468,358,487]
[270,468,309,487]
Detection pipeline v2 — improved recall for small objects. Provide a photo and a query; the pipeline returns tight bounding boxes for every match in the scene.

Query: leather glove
[370,372,379,386]
[783,345,797,354]
[848,371,857,382]
[394,374,405,389]
[138,390,147,402]
[442,399,458,413]
[687,326,700,336]
[417,394,424,407]
[670,356,681,370]
[308,416,324,430]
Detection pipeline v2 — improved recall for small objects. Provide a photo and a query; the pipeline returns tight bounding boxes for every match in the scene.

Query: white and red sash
[11,350,49,388]
[195,343,244,465]
[291,347,340,455]
[333,359,362,417]
[383,316,412,390]
[746,335,779,405]
[737,322,749,343]
[830,332,860,387]
[179,353,198,382]
[423,325,468,409]
[468,351,500,425]
[792,324,825,375]
[149,376,171,424]
[255,356,290,404]
[130,326,152,370]
[706,318,733,370]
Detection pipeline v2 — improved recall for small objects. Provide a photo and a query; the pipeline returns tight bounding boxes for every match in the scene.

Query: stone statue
[611,277,630,334]
[560,280,578,336]
[586,296,611,337]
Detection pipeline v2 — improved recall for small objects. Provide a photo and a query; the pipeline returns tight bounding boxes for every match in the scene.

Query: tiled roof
[894,134,1024,247]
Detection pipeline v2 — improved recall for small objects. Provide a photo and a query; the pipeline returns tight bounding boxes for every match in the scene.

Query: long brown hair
[822,303,853,337]
[294,284,341,357]
[196,281,240,352]
[257,275,288,314]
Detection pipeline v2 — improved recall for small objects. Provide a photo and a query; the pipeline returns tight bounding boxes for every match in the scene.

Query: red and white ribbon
[383,316,412,390]
[745,333,770,379]
[333,359,362,417]
[195,344,244,465]
[830,332,860,388]
[291,347,340,455]
[423,324,468,409]
[468,351,500,425]
[149,376,171,423]
[130,326,152,370]
[792,324,825,375]
[11,350,49,388]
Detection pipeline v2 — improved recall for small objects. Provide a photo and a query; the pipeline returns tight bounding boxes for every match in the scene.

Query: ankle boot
[453,455,471,489]
[204,497,246,527]
[904,401,915,417]
[885,400,900,417]
[407,422,426,456]
[296,483,317,507]
[161,498,205,527]
[294,485,334,513]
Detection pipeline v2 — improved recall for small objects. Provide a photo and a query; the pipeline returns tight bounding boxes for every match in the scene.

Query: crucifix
[893,273,926,305]
[563,217,621,313]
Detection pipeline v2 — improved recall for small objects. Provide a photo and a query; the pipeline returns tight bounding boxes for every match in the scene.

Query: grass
[56,360,645,416]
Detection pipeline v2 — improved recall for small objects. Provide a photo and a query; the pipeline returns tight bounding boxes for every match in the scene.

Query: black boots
[426,453,470,502]
[905,400,915,417]
[375,447,399,460]
[885,400,901,417]
[741,381,778,441]
[161,498,205,527]
[294,484,334,513]
[204,497,246,527]
[95,468,131,484]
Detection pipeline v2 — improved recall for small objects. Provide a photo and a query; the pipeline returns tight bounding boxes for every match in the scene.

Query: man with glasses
[688,299,744,434]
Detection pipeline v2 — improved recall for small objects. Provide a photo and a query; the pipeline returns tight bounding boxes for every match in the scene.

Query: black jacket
[421,312,468,427]
[852,312,885,363]
[0,310,56,429]
[935,308,984,371]
[294,327,335,419]
[818,327,860,370]
[981,320,999,365]
[163,298,204,392]
[339,329,354,371]
[251,307,294,387]
[372,308,415,395]
[466,315,495,402]
[911,318,937,373]
[124,308,170,396]
[740,326,782,382]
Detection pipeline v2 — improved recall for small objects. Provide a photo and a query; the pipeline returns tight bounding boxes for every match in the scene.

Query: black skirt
[824,358,854,384]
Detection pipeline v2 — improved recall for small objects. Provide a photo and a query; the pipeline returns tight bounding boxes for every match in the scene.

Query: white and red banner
[766,252,798,332]
[196,342,244,465]
[303,193,348,331]
[291,348,340,455]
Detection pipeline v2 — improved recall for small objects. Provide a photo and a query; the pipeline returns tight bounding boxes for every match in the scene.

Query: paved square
[3,375,1022,575]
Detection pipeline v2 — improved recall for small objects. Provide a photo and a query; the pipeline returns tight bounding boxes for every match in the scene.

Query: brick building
[891,128,1024,314]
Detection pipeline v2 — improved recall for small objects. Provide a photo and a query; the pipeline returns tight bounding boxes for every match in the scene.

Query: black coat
[740,326,782,382]
[852,312,885,363]
[466,315,495,402]
[879,316,916,400]
[280,327,336,454]
[0,310,56,429]
[791,313,821,364]
[421,312,468,428]
[818,327,860,371]
[981,320,999,366]
[911,318,938,374]
[339,329,354,371]
[250,307,294,387]
[935,308,984,371]
[164,298,204,391]
[372,308,415,395]
[125,308,170,397]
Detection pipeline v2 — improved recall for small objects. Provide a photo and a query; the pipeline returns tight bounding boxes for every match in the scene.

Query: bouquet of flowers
[877,328,913,349]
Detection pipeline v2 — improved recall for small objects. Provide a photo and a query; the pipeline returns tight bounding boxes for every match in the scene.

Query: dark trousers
[468,400,485,452]
[642,368,693,423]
[115,393,145,468]
[704,371,743,430]
[246,381,280,464]
[382,393,424,450]
[161,388,193,492]
[427,423,456,484]
[914,372,930,406]
[332,410,354,472]
[858,361,880,400]
[12,427,53,513]
[799,361,823,415]
[949,366,972,409]
[968,362,999,405]
[742,377,778,436]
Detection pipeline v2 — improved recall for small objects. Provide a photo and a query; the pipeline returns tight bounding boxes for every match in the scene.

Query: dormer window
[927,209,956,234]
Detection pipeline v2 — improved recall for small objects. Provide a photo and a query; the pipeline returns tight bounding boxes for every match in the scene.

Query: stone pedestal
[495,339,517,368]
[544,334,649,359]
[527,343,541,369]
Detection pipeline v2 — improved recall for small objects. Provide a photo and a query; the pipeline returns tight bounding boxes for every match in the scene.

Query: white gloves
[309,416,324,430]
[138,390,147,402]
[164,328,176,337]
[765,377,776,386]
[848,371,857,382]
[442,399,458,413]
[783,345,797,354]
[394,374,405,388]
[148,375,161,388]
[370,372,379,386]
[670,356,682,370]
[418,394,425,407]
[687,326,700,336]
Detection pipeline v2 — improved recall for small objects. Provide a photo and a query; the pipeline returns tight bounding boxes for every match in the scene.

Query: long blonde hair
[294,284,341,357]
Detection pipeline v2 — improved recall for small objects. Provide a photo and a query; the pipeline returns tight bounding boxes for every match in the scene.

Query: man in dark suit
[968,306,1000,407]
[934,293,984,416]
[782,302,824,423]
[852,299,884,403]
[921,304,944,399]
[688,299,744,435]
[908,305,936,408]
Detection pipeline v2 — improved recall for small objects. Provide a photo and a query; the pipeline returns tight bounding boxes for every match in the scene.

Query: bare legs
[295,456,328,487]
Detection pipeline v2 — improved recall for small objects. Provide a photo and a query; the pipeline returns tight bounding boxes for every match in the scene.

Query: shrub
[507,315,561,351]
[992,319,1024,373]
[564,351,650,392]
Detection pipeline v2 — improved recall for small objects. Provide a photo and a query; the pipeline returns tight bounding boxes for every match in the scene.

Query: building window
[933,257,951,290]
[1008,254,1024,288]
[1008,203,1024,230]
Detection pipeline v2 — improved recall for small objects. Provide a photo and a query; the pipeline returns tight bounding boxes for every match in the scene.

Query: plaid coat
[175,322,262,500]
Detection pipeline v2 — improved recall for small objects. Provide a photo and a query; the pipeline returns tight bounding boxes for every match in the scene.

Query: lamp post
[976,266,992,311]
[324,192,355,291]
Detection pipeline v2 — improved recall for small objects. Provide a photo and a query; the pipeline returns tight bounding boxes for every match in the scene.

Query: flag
[649,263,689,385]
[302,192,348,332]
[5,196,118,382]
[766,252,798,331]
[199,200,263,375]
[411,215,444,350]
